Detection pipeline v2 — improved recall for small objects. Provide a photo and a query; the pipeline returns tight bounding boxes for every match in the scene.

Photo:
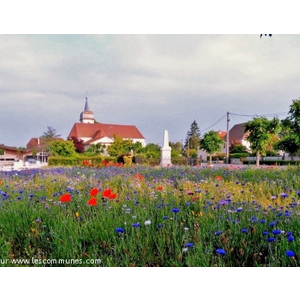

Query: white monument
[160,130,172,167]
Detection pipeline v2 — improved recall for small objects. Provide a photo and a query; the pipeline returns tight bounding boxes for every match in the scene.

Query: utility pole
[226,111,230,164]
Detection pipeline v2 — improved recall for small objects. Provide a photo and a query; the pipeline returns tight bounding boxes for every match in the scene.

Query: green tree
[107,135,134,157]
[200,130,224,165]
[244,117,280,167]
[185,120,201,155]
[229,141,248,154]
[41,126,62,151]
[85,143,106,156]
[48,140,76,157]
[170,141,183,158]
[275,134,300,160]
[275,99,300,159]
[139,143,161,159]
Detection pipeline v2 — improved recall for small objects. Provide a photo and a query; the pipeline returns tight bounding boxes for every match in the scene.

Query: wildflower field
[1,165,300,267]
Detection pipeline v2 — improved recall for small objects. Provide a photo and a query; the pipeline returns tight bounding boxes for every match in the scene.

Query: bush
[48,156,116,167]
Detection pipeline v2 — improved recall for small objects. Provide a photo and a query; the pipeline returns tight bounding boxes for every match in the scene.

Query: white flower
[184,227,189,231]
[183,248,188,253]
[144,220,151,226]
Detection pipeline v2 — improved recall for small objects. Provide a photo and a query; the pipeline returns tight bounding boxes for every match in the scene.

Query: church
[68,97,146,151]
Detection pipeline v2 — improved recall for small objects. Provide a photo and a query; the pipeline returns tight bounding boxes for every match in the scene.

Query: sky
[1,34,299,148]
[1,3,299,149]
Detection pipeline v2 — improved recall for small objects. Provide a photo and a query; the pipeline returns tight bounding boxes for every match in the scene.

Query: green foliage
[185,120,201,151]
[48,156,116,166]
[200,130,224,164]
[230,153,249,159]
[244,117,280,167]
[48,140,76,157]
[107,135,134,157]
[85,143,106,156]
[276,99,300,158]
[0,148,4,155]
[139,143,161,159]
[229,142,248,154]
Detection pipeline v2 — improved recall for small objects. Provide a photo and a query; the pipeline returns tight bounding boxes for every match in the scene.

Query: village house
[0,144,32,168]
[68,97,146,153]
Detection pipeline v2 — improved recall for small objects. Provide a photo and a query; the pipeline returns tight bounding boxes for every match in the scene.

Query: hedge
[48,156,117,167]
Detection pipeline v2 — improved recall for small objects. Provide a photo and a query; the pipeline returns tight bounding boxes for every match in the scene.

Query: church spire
[80,92,95,124]
[84,90,90,111]
[84,96,90,111]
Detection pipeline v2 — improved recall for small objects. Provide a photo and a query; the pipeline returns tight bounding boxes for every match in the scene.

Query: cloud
[0,34,300,147]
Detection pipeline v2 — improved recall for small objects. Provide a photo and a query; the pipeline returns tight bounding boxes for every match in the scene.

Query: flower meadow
[1,165,300,267]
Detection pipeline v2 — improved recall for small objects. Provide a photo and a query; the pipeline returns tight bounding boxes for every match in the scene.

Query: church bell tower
[80,95,95,124]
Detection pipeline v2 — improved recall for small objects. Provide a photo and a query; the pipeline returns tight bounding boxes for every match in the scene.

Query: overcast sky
[1,34,299,148]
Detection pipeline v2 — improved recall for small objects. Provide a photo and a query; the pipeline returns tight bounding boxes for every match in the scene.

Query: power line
[230,111,288,117]
[201,113,227,134]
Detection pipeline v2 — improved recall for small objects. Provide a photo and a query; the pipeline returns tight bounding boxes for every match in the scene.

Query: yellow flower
[75,212,79,218]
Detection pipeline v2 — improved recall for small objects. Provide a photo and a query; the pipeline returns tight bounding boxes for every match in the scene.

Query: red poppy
[157,186,163,191]
[109,193,117,200]
[87,198,97,206]
[90,188,99,197]
[60,193,71,202]
[134,174,145,180]
[103,188,112,198]
[216,175,222,181]
[0,180,1,186]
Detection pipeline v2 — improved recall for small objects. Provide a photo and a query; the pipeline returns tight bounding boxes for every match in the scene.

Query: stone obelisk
[160,130,172,167]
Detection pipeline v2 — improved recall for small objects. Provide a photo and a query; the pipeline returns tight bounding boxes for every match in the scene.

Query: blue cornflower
[260,219,266,224]
[132,223,140,228]
[297,191,300,197]
[288,236,295,242]
[241,229,248,234]
[163,216,168,220]
[272,229,281,235]
[287,232,293,237]
[286,250,295,257]
[236,207,243,212]
[172,208,180,213]
[215,231,222,235]
[115,228,124,233]
[157,224,162,228]
[279,193,288,198]
[251,216,258,223]
[269,222,275,227]
[267,237,276,242]
[185,243,194,248]
[216,249,226,255]
[263,231,269,236]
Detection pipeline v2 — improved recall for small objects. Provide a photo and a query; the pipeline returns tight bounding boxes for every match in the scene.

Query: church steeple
[84,96,90,111]
[80,94,95,124]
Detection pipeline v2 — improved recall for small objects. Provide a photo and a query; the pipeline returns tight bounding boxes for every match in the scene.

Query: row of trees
[245,98,300,166]
[39,98,300,167]
[181,98,300,167]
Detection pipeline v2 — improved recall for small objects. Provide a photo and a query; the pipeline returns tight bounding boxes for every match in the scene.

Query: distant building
[226,123,250,150]
[26,138,49,162]
[68,97,146,152]
[0,144,31,166]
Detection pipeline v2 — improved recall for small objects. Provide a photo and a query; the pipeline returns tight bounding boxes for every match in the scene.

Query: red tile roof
[68,123,145,143]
